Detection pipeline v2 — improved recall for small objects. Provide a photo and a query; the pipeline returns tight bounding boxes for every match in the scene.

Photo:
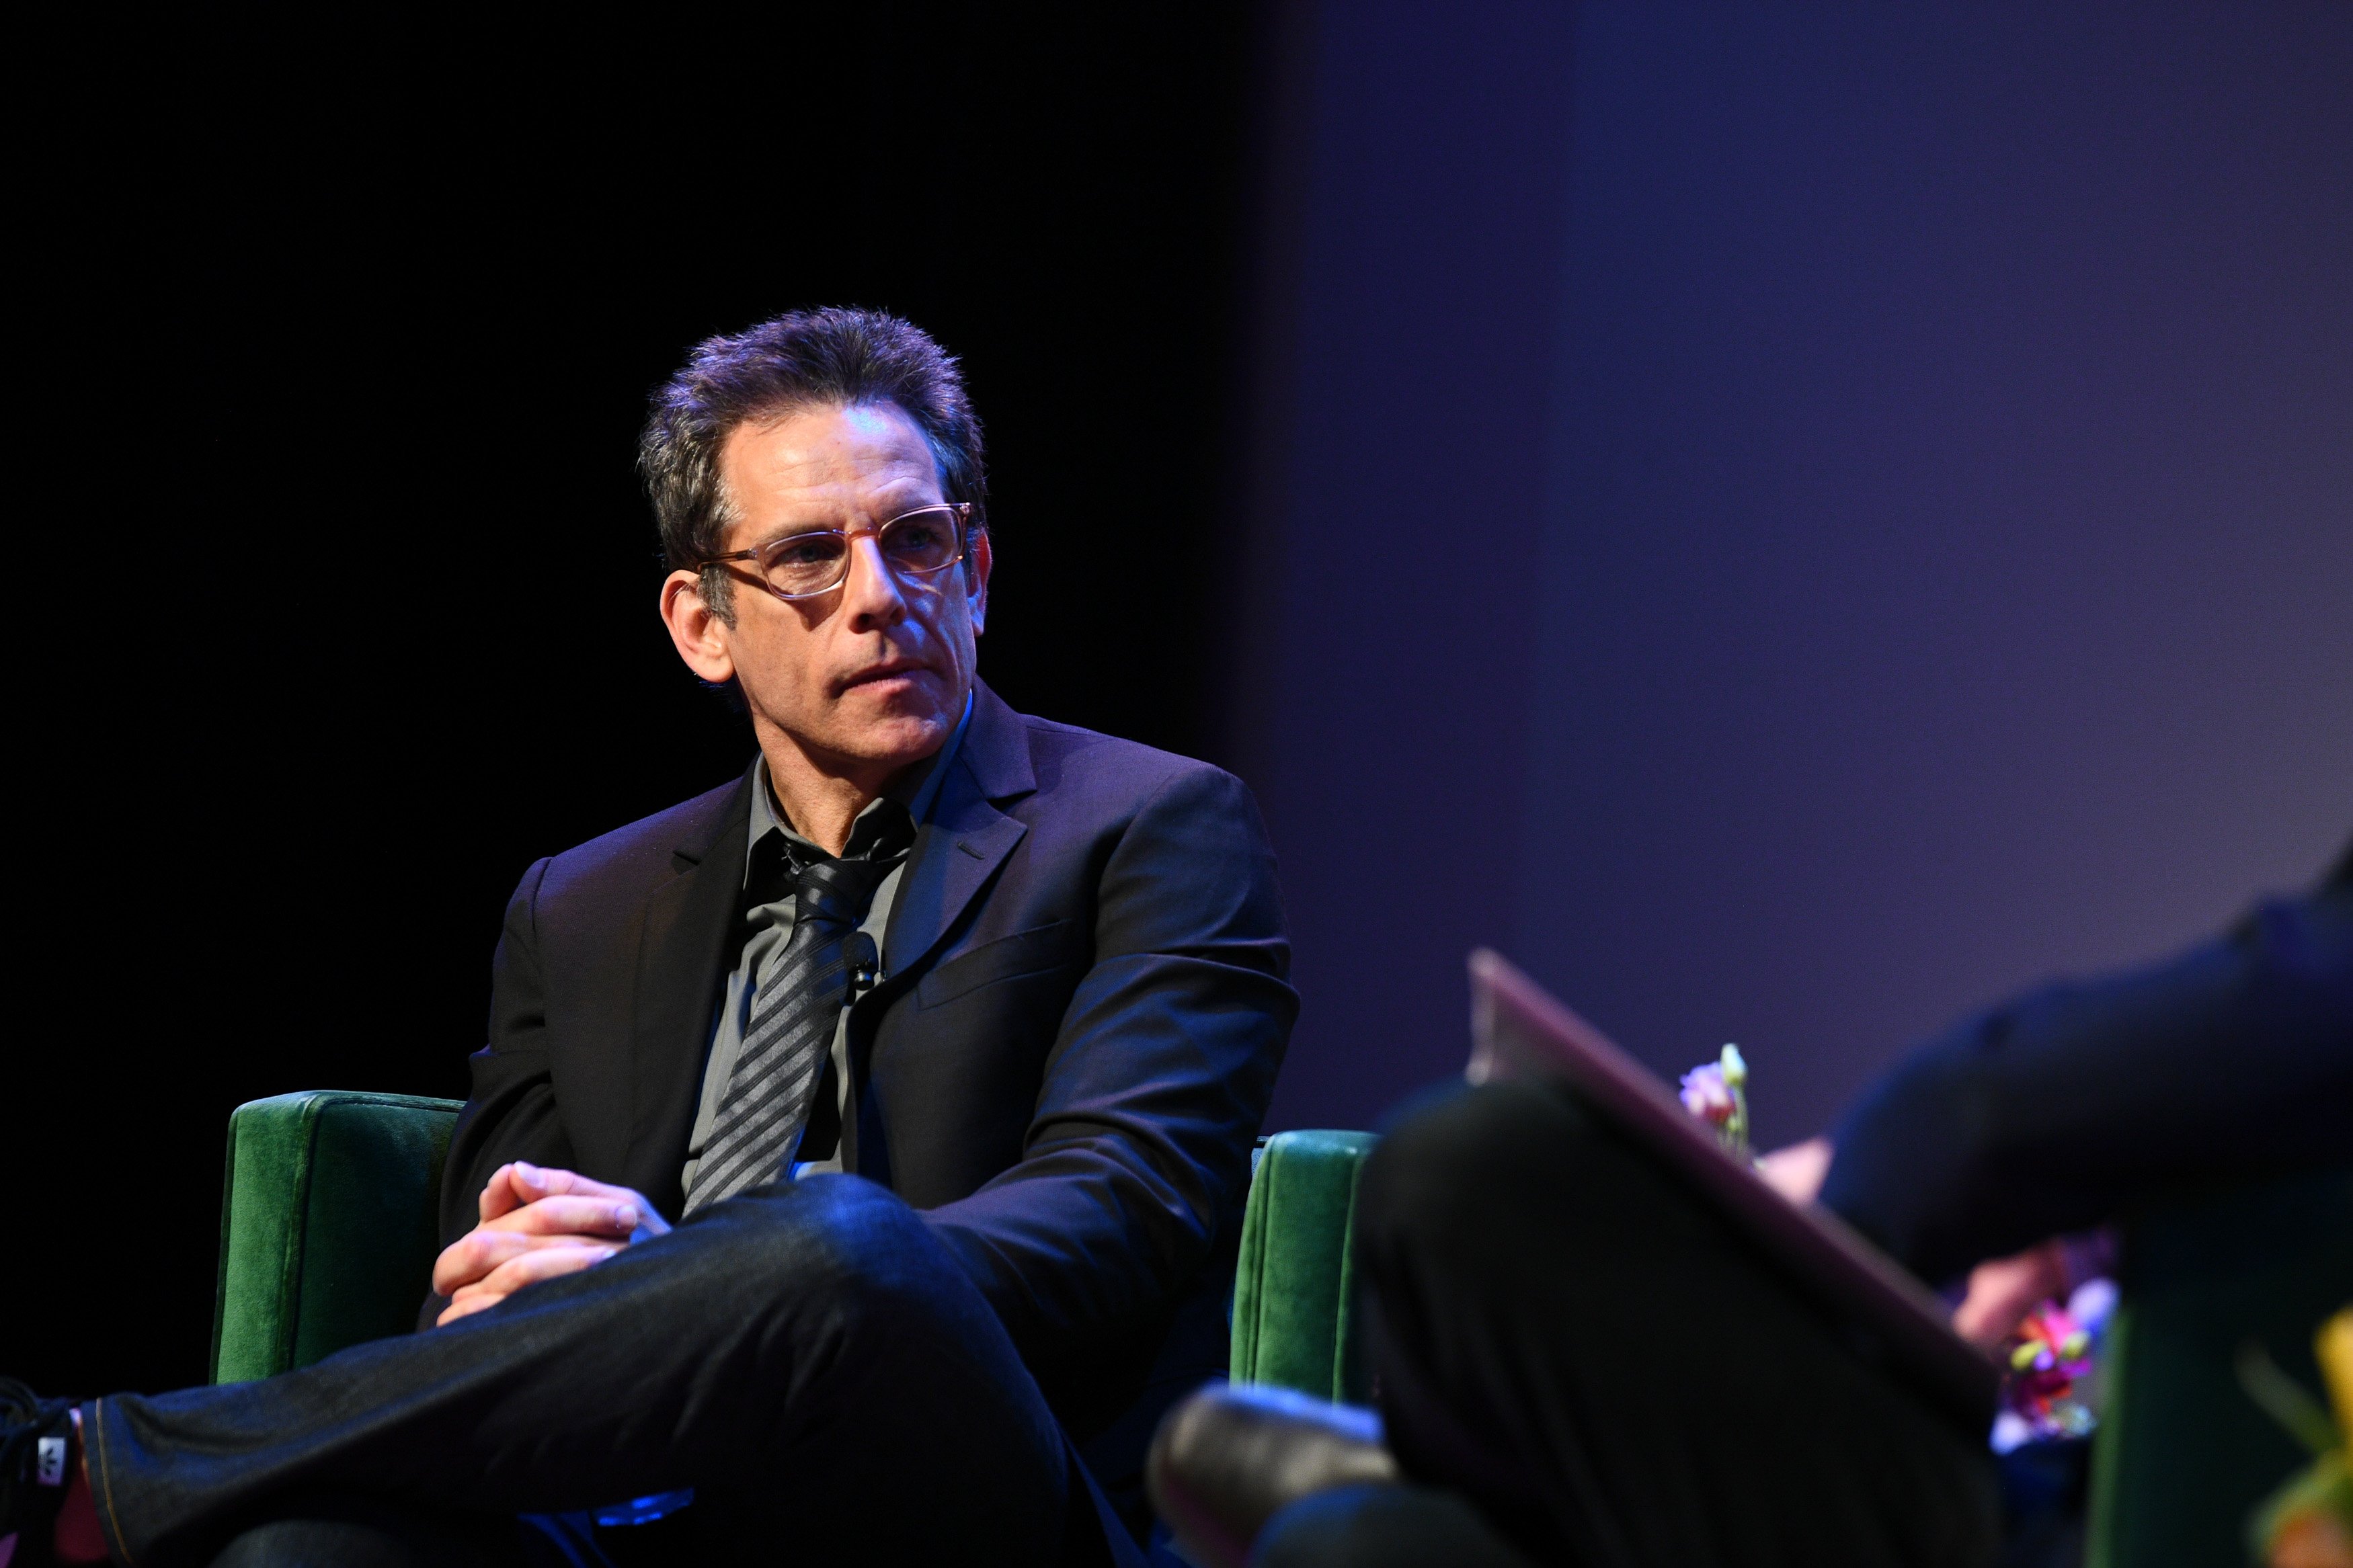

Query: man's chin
[823,682,959,762]
[836,670,957,723]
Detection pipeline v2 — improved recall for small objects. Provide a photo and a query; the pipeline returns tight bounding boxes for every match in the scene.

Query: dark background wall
[12,5,1260,1396]
[11,1,2348,1401]
[1242,0,2352,1143]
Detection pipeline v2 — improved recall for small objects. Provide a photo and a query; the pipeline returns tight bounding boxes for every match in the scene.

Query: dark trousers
[1261,1083,2002,1568]
[84,1177,1083,1567]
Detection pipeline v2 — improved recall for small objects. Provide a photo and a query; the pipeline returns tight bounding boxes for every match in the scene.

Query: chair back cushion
[1231,1130,1380,1402]
[211,1090,463,1383]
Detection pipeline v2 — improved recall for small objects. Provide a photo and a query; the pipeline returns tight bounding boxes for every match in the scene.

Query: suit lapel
[847,688,1037,1177]
[625,764,756,1216]
[878,684,1037,987]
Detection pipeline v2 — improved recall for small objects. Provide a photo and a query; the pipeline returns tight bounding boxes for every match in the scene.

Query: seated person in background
[1177,841,2352,1568]
[2,308,1295,1568]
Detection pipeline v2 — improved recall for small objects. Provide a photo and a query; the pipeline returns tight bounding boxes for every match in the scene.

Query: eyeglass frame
[686,501,979,604]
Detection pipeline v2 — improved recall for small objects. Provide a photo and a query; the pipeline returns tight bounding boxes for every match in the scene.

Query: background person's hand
[432,1161,671,1325]
[1755,1136,1833,1205]
[1951,1239,2071,1351]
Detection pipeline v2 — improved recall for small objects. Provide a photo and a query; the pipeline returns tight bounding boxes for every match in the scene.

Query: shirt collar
[744,690,975,882]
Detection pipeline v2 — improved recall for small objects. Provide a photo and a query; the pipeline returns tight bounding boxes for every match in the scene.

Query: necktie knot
[792,853,897,934]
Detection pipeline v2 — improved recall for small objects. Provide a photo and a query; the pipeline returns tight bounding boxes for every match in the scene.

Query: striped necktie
[684,848,901,1212]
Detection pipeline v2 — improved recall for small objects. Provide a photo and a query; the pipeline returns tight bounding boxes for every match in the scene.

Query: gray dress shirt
[679,696,971,1194]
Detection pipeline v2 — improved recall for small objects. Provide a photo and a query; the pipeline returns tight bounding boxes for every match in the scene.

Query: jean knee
[717,1175,963,1335]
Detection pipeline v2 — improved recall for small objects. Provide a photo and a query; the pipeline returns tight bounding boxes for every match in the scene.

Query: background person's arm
[1818,862,2353,1286]
[1758,1134,2090,1348]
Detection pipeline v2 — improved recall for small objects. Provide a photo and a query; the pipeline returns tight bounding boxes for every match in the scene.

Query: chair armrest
[210,1090,463,1384]
[1232,1129,1380,1401]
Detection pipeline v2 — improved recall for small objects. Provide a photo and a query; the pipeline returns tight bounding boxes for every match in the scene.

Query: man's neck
[755,733,930,856]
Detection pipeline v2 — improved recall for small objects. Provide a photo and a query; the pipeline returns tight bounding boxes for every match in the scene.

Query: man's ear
[965,528,992,636]
[660,570,737,684]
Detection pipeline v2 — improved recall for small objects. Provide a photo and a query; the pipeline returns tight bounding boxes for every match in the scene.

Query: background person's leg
[1251,1483,1538,1568]
[87,1178,1070,1566]
[1355,1083,2001,1568]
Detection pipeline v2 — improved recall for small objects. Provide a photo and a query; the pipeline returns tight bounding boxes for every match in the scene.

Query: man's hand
[432,1161,671,1326]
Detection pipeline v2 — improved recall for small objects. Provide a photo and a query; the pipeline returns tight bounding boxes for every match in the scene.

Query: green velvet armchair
[210,1091,462,1384]
[205,1092,1375,1390]
[210,1094,2345,1565]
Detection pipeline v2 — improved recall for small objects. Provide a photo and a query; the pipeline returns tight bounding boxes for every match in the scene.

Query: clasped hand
[432,1161,670,1326]
[1752,1135,2084,1352]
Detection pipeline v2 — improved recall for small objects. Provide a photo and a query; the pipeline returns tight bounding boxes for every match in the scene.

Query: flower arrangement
[2246,1307,2353,1568]
[1993,1294,2103,1447]
[1679,1044,1749,1159]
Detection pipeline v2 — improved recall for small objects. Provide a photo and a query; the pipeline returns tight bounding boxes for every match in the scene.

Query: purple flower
[1679,1063,1736,1125]
[1997,1300,2101,1444]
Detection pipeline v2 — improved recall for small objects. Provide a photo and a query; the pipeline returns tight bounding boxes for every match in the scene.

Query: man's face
[687,401,990,782]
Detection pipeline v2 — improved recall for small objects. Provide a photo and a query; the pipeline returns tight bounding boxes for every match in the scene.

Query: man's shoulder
[992,708,1271,863]
[1006,708,1239,810]
[532,772,749,905]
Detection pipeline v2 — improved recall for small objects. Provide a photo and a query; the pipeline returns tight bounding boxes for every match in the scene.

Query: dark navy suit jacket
[1824,840,2352,1283]
[430,683,1297,1516]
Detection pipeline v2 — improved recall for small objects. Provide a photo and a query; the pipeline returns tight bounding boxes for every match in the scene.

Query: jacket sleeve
[415,856,580,1329]
[1820,869,2353,1284]
[917,764,1298,1372]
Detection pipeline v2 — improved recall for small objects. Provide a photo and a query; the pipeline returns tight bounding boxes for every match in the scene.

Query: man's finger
[478,1164,528,1224]
[433,1233,506,1298]
[432,1227,601,1296]
[481,1196,643,1238]
[432,1233,487,1298]
[478,1162,612,1225]
[509,1162,641,1205]
[477,1242,623,1300]
[436,1288,500,1327]
[434,1241,617,1323]
[505,1167,673,1239]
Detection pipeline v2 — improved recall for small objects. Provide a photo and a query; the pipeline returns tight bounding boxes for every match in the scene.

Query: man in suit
[17,308,1294,1566]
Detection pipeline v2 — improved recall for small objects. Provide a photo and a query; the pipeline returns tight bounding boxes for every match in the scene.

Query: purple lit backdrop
[1236,1,2353,1145]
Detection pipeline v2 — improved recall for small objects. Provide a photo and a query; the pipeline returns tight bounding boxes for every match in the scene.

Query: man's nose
[840,532,912,628]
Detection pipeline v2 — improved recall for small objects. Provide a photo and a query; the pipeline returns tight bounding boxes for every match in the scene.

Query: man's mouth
[839,659,929,692]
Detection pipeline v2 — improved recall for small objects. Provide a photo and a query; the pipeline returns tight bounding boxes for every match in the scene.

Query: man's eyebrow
[748,499,936,550]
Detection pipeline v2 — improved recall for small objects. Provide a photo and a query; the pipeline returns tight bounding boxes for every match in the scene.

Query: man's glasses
[691,503,974,602]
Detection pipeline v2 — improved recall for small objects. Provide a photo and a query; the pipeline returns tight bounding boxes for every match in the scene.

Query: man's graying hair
[639,307,988,623]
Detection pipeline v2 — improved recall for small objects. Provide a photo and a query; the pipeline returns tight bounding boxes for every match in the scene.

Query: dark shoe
[1,1378,78,1566]
[1146,1384,1401,1568]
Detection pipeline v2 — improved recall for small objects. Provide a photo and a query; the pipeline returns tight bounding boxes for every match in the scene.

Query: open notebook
[1466,948,1999,1428]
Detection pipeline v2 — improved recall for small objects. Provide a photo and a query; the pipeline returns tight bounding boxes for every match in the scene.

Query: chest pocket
[914,919,1080,1009]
